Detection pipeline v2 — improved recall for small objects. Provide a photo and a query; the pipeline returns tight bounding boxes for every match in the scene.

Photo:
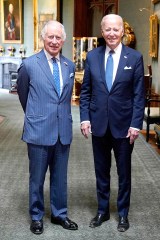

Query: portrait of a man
[2,0,22,43]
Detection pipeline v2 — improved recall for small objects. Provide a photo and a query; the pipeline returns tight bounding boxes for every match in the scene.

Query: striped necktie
[52,57,60,96]
[105,50,114,91]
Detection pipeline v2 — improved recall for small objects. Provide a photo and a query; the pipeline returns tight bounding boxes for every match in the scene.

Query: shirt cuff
[81,120,90,125]
[130,127,140,131]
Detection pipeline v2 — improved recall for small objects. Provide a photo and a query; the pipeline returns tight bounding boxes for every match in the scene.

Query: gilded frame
[1,0,23,43]
[152,0,160,4]
[149,14,158,58]
[33,0,60,52]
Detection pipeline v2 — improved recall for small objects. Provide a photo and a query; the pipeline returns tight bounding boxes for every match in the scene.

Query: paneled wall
[0,0,74,59]
[0,0,34,57]
[119,0,160,93]
[119,0,151,74]
[73,0,118,37]
[0,0,159,93]
[61,0,74,60]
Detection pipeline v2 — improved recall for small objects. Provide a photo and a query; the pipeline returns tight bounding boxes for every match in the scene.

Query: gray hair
[41,20,66,41]
[101,14,124,31]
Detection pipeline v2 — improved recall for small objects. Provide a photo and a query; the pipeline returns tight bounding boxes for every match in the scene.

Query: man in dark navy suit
[17,20,78,234]
[80,14,145,232]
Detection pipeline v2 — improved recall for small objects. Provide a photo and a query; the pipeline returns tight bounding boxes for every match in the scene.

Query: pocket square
[70,73,74,78]
[124,66,132,70]
[64,61,68,66]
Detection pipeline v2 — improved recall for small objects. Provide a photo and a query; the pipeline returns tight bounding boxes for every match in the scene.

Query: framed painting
[33,0,61,52]
[149,14,158,58]
[1,0,23,43]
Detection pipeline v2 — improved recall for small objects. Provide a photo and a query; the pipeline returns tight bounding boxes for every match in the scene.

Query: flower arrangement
[7,46,15,56]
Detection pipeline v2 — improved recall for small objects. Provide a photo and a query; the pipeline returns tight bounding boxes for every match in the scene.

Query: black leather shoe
[117,216,129,232]
[51,216,78,230]
[30,220,43,234]
[89,213,110,228]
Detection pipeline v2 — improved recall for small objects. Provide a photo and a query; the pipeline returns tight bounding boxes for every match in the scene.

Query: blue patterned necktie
[105,50,114,91]
[52,57,60,96]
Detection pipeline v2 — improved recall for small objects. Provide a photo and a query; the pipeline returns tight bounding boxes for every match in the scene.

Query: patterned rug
[0,91,160,240]
[0,116,4,123]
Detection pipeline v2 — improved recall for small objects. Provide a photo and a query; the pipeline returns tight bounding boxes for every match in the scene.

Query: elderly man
[17,20,78,234]
[80,14,145,232]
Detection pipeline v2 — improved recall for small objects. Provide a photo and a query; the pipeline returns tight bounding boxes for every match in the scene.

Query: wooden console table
[72,71,84,100]
[154,124,160,148]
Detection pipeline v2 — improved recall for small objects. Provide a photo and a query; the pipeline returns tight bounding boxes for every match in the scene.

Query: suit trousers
[92,126,134,217]
[27,139,70,221]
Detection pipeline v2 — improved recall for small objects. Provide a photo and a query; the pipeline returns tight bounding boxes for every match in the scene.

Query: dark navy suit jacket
[17,50,75,145]
[80,44,145,138]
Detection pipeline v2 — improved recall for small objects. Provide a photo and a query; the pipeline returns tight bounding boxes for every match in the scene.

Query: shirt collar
[105,42,122,55]
[44,49,60,62]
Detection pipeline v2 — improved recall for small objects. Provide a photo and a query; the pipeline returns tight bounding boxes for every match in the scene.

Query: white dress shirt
[105,43,122,85]
[81,43,139,132]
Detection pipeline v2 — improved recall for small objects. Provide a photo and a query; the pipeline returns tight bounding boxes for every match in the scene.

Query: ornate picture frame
[1,0,23,43]
[149,14,158,58]
[33,0,60,52]
[152,0,160,4]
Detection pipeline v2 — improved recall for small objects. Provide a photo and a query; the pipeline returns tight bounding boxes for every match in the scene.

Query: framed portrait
[1,0,23,43]
[149,14,158,58]
[33,0,60,52]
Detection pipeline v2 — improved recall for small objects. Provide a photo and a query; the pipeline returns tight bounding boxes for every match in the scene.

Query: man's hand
[126,128,139,144]
[80,122,92,139]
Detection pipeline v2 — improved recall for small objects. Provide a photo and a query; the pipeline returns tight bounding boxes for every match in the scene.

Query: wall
[61,0,74,60]
[119,0,151,74]
[152,2,160,93]
[23,0,34,56]
[0,0,34,57]
[0,0,74,60]
[119,0,160,94]
[0,0,152,61]
[0,0,159,93]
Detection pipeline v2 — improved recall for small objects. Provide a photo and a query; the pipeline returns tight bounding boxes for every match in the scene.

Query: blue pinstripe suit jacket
[17,50,75,145]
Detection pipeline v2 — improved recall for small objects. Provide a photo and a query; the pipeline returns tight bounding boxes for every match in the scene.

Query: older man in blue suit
[80,14,145,232]
[17,20,78,234]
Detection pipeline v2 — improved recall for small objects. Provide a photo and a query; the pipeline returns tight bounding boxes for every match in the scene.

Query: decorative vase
[0,46,4,56]
[19,45,25,58]
[7,46,15,56]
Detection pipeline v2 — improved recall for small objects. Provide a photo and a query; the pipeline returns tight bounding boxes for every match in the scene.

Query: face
[9,4,14,14]
[101,15,124,49]
[43,24,65,57]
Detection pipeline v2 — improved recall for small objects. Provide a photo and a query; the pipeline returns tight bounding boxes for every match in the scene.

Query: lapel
[98,46,106,87]
[60,55,70,91]
[36,51,70,97]
[112,44,130,87]
[36,50,55,88]
[99,44,130,92]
